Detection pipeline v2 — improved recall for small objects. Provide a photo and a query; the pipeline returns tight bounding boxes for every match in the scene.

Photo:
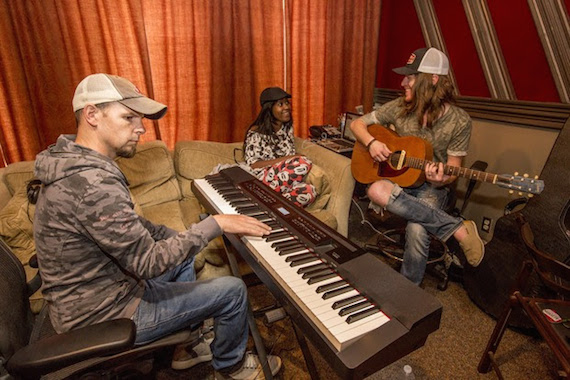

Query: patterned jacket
[33,135,221,333]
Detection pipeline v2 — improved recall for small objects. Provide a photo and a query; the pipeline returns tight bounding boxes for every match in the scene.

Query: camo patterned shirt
[33,135,222,334]
[363,98,472,164]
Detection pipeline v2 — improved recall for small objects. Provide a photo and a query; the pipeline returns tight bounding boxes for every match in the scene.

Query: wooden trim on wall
[374,88,570,130]
[528,0,570,103]
[462,0,516,100]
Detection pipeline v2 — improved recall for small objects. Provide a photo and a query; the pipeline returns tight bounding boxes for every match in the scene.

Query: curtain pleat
[0,0,380,165]
[290,0,381,138]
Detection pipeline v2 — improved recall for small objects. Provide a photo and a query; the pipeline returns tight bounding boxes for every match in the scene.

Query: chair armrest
[7,318,136,379]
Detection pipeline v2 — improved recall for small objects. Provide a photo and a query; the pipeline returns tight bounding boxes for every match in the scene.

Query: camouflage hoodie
[33,135,222,333]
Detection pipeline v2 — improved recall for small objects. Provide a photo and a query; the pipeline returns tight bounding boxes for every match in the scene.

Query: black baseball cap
[260,87,291,106]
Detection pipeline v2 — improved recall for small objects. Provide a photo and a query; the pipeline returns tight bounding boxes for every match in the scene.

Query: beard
[117,145,137,158]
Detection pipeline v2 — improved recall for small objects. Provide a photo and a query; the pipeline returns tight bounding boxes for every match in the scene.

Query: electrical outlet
[482,217,492,233]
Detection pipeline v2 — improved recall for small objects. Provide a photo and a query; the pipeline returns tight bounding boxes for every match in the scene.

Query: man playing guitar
[350,47,485,286]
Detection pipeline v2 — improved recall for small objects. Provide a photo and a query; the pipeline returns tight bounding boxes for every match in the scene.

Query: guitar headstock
[497,173,544,196]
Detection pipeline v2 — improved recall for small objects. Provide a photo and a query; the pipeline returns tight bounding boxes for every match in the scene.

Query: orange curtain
[290,0,381,138]
[0,0,157,164]
[142,0,285,145]
[0,0,380,165]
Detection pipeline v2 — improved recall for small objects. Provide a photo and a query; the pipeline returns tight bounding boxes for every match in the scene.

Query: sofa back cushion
[175,141,243,199]
[116,140,181,208]
[2,161,35,196]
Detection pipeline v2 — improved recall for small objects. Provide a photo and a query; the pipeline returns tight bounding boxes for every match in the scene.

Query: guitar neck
[405,157,501,184]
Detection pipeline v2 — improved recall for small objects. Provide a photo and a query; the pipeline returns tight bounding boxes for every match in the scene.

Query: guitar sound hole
[389,152,402,169]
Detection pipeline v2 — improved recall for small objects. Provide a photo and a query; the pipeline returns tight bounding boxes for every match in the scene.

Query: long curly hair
[243,100,293,152]
[399,73,456,128]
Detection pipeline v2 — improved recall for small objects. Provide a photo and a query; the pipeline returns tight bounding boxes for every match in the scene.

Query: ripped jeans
[384,182,462,285]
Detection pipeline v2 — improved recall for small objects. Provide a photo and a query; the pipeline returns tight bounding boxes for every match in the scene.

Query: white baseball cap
[392,47,449,76]
[72,73,167,119]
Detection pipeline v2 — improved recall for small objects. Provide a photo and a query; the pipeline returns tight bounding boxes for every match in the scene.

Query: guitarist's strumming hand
[368,139,392,162]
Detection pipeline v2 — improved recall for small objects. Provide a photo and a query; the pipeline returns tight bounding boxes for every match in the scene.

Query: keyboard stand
[221,235,273,380]
[222,235,325,380]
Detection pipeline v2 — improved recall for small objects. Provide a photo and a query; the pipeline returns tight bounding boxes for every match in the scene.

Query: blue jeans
[384,182,462,285]
[131,257,249,371]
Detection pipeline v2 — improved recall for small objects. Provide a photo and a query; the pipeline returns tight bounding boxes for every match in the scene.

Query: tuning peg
[523,173,529,178]
[528,194,534,198]
[518,192,523,196]
[509,190,514,194]
[534,175,539,179]
[514,171,519,176]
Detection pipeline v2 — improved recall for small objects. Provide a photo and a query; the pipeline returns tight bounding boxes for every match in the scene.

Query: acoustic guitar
[350,125,545,195]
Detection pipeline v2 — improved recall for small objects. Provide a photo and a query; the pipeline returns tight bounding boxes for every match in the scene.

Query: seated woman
[243,87,316,208]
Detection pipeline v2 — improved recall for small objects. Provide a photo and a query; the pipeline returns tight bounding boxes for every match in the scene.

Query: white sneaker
[171,333,214,370]
[215,352,282,380]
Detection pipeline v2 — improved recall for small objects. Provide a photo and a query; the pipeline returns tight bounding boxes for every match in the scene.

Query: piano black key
[290,256,320,267]
[332,294,365,310]
[279,245,308,256]
[339,301,372,317]
[265,220,281,228]
[316,279,347,293]
[301,268,333,280]
[323,285,354,300]
[231,200,256,207]
[212,185,235,192]
[273,240,300,250]
[272,240,299,250]
[266,231,291,242]
[346,307,381,324]
[250,213,270,220]
[307,272,337,284]
[223,194,248,201]
[298,262,328,274]
[285,252,314,262]
[232,205,257,212]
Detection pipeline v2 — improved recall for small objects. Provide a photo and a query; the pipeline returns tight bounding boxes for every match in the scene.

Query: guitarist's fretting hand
[368,139,392,162]
[425,162,447,186]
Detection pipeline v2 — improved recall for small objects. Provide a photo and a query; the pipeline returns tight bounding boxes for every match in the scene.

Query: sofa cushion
[116,140,181,208]
[175,141,242,199]
[2,161,35,195]
[305,163,331,212]
[0,183,43,313]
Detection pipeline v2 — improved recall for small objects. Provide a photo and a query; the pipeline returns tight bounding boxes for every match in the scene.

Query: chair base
[367,228,460,290]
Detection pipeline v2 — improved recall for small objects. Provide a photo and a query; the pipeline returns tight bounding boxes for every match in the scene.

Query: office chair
[478,214,570,379]
[0,238,195,380]
[367,160,488,290]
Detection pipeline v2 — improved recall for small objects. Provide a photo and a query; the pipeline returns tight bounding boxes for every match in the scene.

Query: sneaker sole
[171,353,213,370]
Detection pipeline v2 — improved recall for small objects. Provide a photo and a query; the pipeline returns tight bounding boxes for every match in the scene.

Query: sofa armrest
[294,138,355,237]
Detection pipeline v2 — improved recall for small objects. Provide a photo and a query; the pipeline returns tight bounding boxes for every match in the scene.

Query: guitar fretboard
[405,157,499,184]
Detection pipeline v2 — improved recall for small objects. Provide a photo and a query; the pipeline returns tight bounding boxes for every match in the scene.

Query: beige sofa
[0,137,355,310]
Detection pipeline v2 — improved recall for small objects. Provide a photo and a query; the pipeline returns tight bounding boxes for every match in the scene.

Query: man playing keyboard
[32,73,281,380]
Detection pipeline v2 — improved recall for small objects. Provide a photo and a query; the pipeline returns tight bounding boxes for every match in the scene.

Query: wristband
[366,138,377,151]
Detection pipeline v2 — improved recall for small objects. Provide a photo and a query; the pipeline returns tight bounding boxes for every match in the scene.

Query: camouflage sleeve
[447,108,472,157]
[78,176,222,279]
[371,99,400,127]
[139,217,178,240]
